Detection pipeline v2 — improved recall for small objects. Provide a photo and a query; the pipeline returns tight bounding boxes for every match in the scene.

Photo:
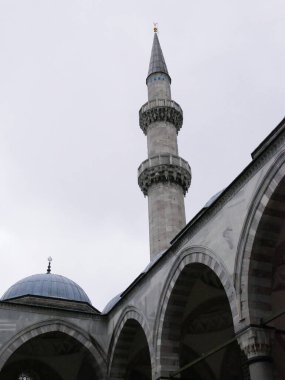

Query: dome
[102,293,121,314]
[1,273,91,304]
[204,189,224,208]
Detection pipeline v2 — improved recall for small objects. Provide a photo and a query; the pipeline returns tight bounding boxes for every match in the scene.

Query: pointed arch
[235,150,285,324]
[154,247,240,379]
[0,319,106,379]
[108,307,154,379]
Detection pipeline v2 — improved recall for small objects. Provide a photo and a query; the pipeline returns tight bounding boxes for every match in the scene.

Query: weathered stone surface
[147,72,171,100]
[148,183,186,258]
[147,121,178,157]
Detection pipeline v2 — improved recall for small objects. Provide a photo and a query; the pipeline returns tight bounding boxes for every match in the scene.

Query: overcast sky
[0,0,284,311]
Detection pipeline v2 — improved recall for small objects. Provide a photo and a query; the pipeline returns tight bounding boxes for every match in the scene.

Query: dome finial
[153,22,158,33]
[47,256,52,274]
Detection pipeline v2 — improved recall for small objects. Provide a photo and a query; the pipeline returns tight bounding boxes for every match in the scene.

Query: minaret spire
[147,32,170,81]
[138,29,191,260]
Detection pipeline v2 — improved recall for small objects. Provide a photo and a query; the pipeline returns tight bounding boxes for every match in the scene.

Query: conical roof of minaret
[147,33,171,82]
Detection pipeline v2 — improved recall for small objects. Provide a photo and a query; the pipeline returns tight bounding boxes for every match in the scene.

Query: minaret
[138,29,191,259]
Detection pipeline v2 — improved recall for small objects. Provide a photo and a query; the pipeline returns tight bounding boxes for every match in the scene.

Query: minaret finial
[47,256,52,274]
[153,22,158,33]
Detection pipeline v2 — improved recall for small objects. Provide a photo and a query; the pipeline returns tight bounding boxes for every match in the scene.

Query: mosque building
[0,28,284,380]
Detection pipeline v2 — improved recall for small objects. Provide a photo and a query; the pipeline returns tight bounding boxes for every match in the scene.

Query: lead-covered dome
[1,273,91,304]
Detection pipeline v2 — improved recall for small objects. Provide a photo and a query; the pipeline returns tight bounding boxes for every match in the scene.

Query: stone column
[238,327,274,380]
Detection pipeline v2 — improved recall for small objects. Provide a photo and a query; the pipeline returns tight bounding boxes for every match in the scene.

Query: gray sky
[0,0,284,311]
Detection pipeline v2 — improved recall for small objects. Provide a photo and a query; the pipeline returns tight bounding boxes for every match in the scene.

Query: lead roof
[147,33,170,80]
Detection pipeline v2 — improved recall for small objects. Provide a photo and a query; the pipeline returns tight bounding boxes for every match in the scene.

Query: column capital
[237,327,273,361]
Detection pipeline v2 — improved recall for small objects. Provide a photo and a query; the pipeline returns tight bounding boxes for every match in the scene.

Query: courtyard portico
[0,29,284,380]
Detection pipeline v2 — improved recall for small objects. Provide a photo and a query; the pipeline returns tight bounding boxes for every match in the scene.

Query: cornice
[0,300,102,320]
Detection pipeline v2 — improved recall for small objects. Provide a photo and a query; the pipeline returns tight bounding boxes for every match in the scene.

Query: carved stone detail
[139,99,183,135]
[138,154,191,195]
[237,327,273,360]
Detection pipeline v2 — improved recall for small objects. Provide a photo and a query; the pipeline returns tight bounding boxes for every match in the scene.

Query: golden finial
[153,22,158,33]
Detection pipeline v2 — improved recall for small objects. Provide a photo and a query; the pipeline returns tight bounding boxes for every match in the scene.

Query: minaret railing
[138,154,191,196]
[139,99,183,135]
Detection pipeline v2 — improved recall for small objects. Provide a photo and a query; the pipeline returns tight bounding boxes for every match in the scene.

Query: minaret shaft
[138,32,191,260]
[148,183,186,256]
[147,73,171,101]
[147,122,178,157]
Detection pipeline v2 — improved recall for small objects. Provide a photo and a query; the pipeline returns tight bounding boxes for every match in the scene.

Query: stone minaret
[138,31,191,259]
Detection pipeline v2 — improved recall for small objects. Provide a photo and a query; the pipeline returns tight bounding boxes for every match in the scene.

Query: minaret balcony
[138,154,191,196]
[139,99,183,135]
